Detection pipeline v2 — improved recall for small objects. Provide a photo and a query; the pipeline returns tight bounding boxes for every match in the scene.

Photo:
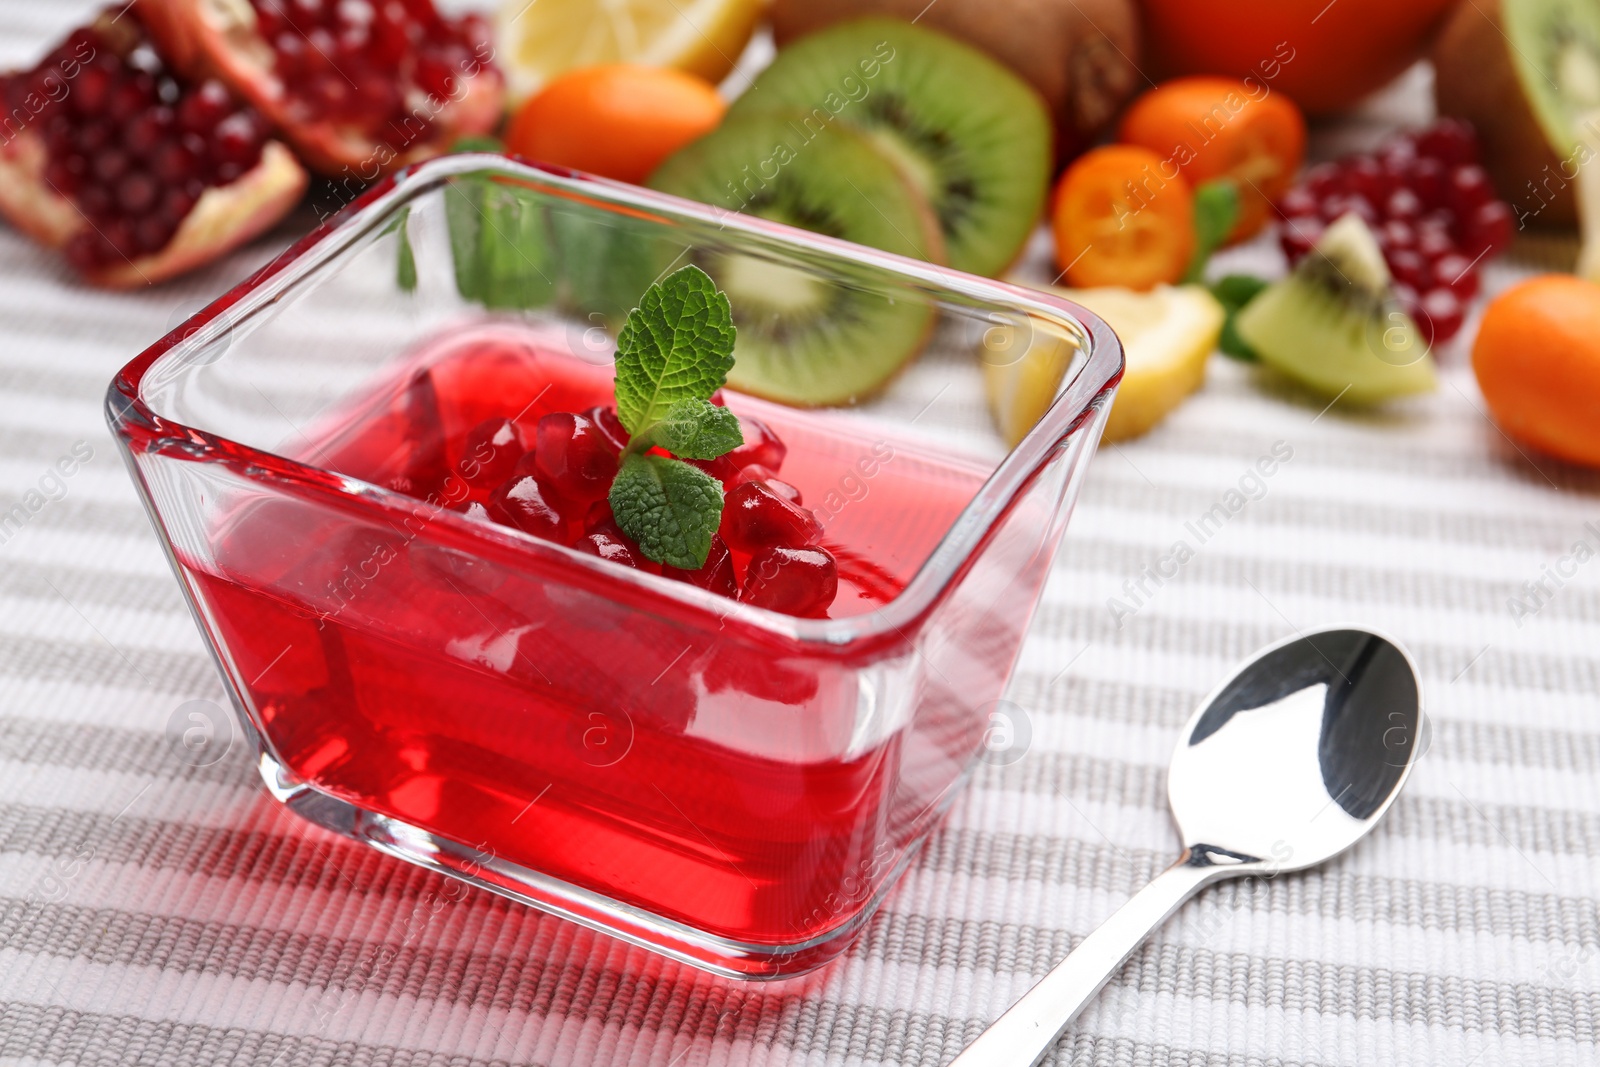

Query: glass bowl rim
[106,153,1123,652]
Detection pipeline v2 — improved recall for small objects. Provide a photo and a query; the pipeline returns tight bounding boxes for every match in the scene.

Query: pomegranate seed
[115,170,159,214]
[1377,219,1416,252]
[488,472,568,542]
[1344,156,1388,203]
[1445,165,1494,218]
[43,157,83,196]
[213,112,264,167]
[1416,118,1479,166]
[460,417,523,487]
[1416,287,1464,344]
[72,66,112,117]
[104,217,139,258]
[1278,186,1318,218]
[582,405,629,454]
[1304,162,1342,198]
[1415,225,1457,260]
[1279,216,1323,263]
[576,521,650,570]
[1409,158,1446,209]
[721,480,822,553]
[134,214,176,254]
[1431,252,1479,299]
[1384,188,1423,221]
[455,499,493,523]
[1462,200,1514,258]
[159,186,199,226]
[108,75,155,124]
[737,465,803,504]
[91,148,131,185]
[1387,248,1431,291]
[77,184,112,219]
[1321,194,1377,226]
[687,454,741,488]
[727,415,786,472]
[663,534,738,597]
[533,412,619,502]
[154,141,200,184]
[123,106,173,158]
[75,119,114,154]
[178,80,233,134]
[742,545,838,616]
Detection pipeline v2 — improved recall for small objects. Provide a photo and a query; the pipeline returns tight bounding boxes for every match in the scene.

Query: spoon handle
[948,855,1222,1067]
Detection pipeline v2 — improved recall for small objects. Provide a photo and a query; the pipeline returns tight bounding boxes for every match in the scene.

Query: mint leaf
[1182,179,1240,284]
[609,452,724,569]
[613,265,735,435]
[640,398,743,460]
[1211,273,1269,361]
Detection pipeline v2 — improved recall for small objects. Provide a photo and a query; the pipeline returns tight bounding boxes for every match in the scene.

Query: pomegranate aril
[1416,287,1464,344]
[577,527,647,569]
[1279,216,1323,263]
[91,148,131,184]
[75,119,114,154]
[721,481,822,553]
[460,417,523,487]
[108,75,155,124]
[77,184,112,219]
[1462,200,1514,258]
[1278,186,1318,218]
[1304,162,1342,198]
[1383,188,1422,221]
[687,454,741,488]
[72,66,112,117]
[488,473,568,542]
[1387,248,1431,291]
[123,107,173,158]
[742,545,838,616]
[159,186,199,226]
[154,141,201,184]
[727,415,786,472]
[104,217,139,258]
[43,158,83,196]
[115,170,159,215]
[737,465,803,504]
[1431,253,1479,300]
[663,534,738,597]
[583,405,629,454]
[1416,118,1478,166]
[1409,158,1446,209]
[1446,165,1494,218]
[134,214,177,254]
[1377,219,1415,252]
[534,412,619,502]
[1344,156,1388,203]
[178,80,234,134]
[213,112,264,167]
[1415,225,1456,260]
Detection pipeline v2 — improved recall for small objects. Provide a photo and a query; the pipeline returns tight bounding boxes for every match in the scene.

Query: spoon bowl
[950,625,1424,1066]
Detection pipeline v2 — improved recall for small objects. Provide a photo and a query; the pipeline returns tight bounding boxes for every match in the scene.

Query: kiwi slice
[1503,0,1600,156]
[649,111,938,405]
[1235,215,1436,404]
[727,16,1051,278]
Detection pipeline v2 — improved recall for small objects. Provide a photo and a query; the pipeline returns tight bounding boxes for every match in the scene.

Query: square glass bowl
[107,154,1121,978]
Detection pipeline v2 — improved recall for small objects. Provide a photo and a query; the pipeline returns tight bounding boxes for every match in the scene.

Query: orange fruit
[1051,144,1195,291]
[1472,275,1600,467]
[1117,76,1306,242]
[504,64,726,185]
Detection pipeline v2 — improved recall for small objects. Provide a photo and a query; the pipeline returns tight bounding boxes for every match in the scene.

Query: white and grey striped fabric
[1,5,1597,1063]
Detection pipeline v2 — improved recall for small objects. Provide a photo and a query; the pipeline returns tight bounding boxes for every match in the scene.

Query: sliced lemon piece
[986,283,1224,446]
[495,0,763,104]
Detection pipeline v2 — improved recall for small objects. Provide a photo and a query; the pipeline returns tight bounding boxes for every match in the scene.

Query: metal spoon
[950,626,1423,1066]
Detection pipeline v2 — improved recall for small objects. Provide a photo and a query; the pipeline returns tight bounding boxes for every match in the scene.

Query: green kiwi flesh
[648,111,938,405]
[1236,215,1436,403]
[1503,0,1600,153]
[727,16,1052,278]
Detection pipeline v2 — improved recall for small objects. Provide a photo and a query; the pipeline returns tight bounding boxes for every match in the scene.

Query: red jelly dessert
[165,322,1036,973]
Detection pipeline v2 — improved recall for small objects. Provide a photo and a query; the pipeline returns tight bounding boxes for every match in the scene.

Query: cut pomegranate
[135,0,503,177]
[0,10,306,287]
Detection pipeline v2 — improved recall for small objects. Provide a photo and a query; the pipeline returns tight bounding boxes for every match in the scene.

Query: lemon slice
[986,283,1224,446]
[495,0,763,104]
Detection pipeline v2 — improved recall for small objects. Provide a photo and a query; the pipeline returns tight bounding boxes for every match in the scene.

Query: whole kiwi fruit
[1433,0,1600,230]
[768,0,1142,159]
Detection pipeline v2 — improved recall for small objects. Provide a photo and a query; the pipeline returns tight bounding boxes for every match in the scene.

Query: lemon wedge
[495,0,763,104]
[986,283,1224,446]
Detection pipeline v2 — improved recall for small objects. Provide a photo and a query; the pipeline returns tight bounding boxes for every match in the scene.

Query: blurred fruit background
[3,0,1599,468]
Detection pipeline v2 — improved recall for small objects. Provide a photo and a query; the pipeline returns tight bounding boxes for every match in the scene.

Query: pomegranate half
[135,0,504,178]
[0,10,308,288]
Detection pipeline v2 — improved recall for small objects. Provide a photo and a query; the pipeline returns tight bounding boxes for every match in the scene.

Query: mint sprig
[607,265,743,570]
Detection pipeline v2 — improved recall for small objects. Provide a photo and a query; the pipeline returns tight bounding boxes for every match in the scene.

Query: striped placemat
[0,4,1596,1064]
